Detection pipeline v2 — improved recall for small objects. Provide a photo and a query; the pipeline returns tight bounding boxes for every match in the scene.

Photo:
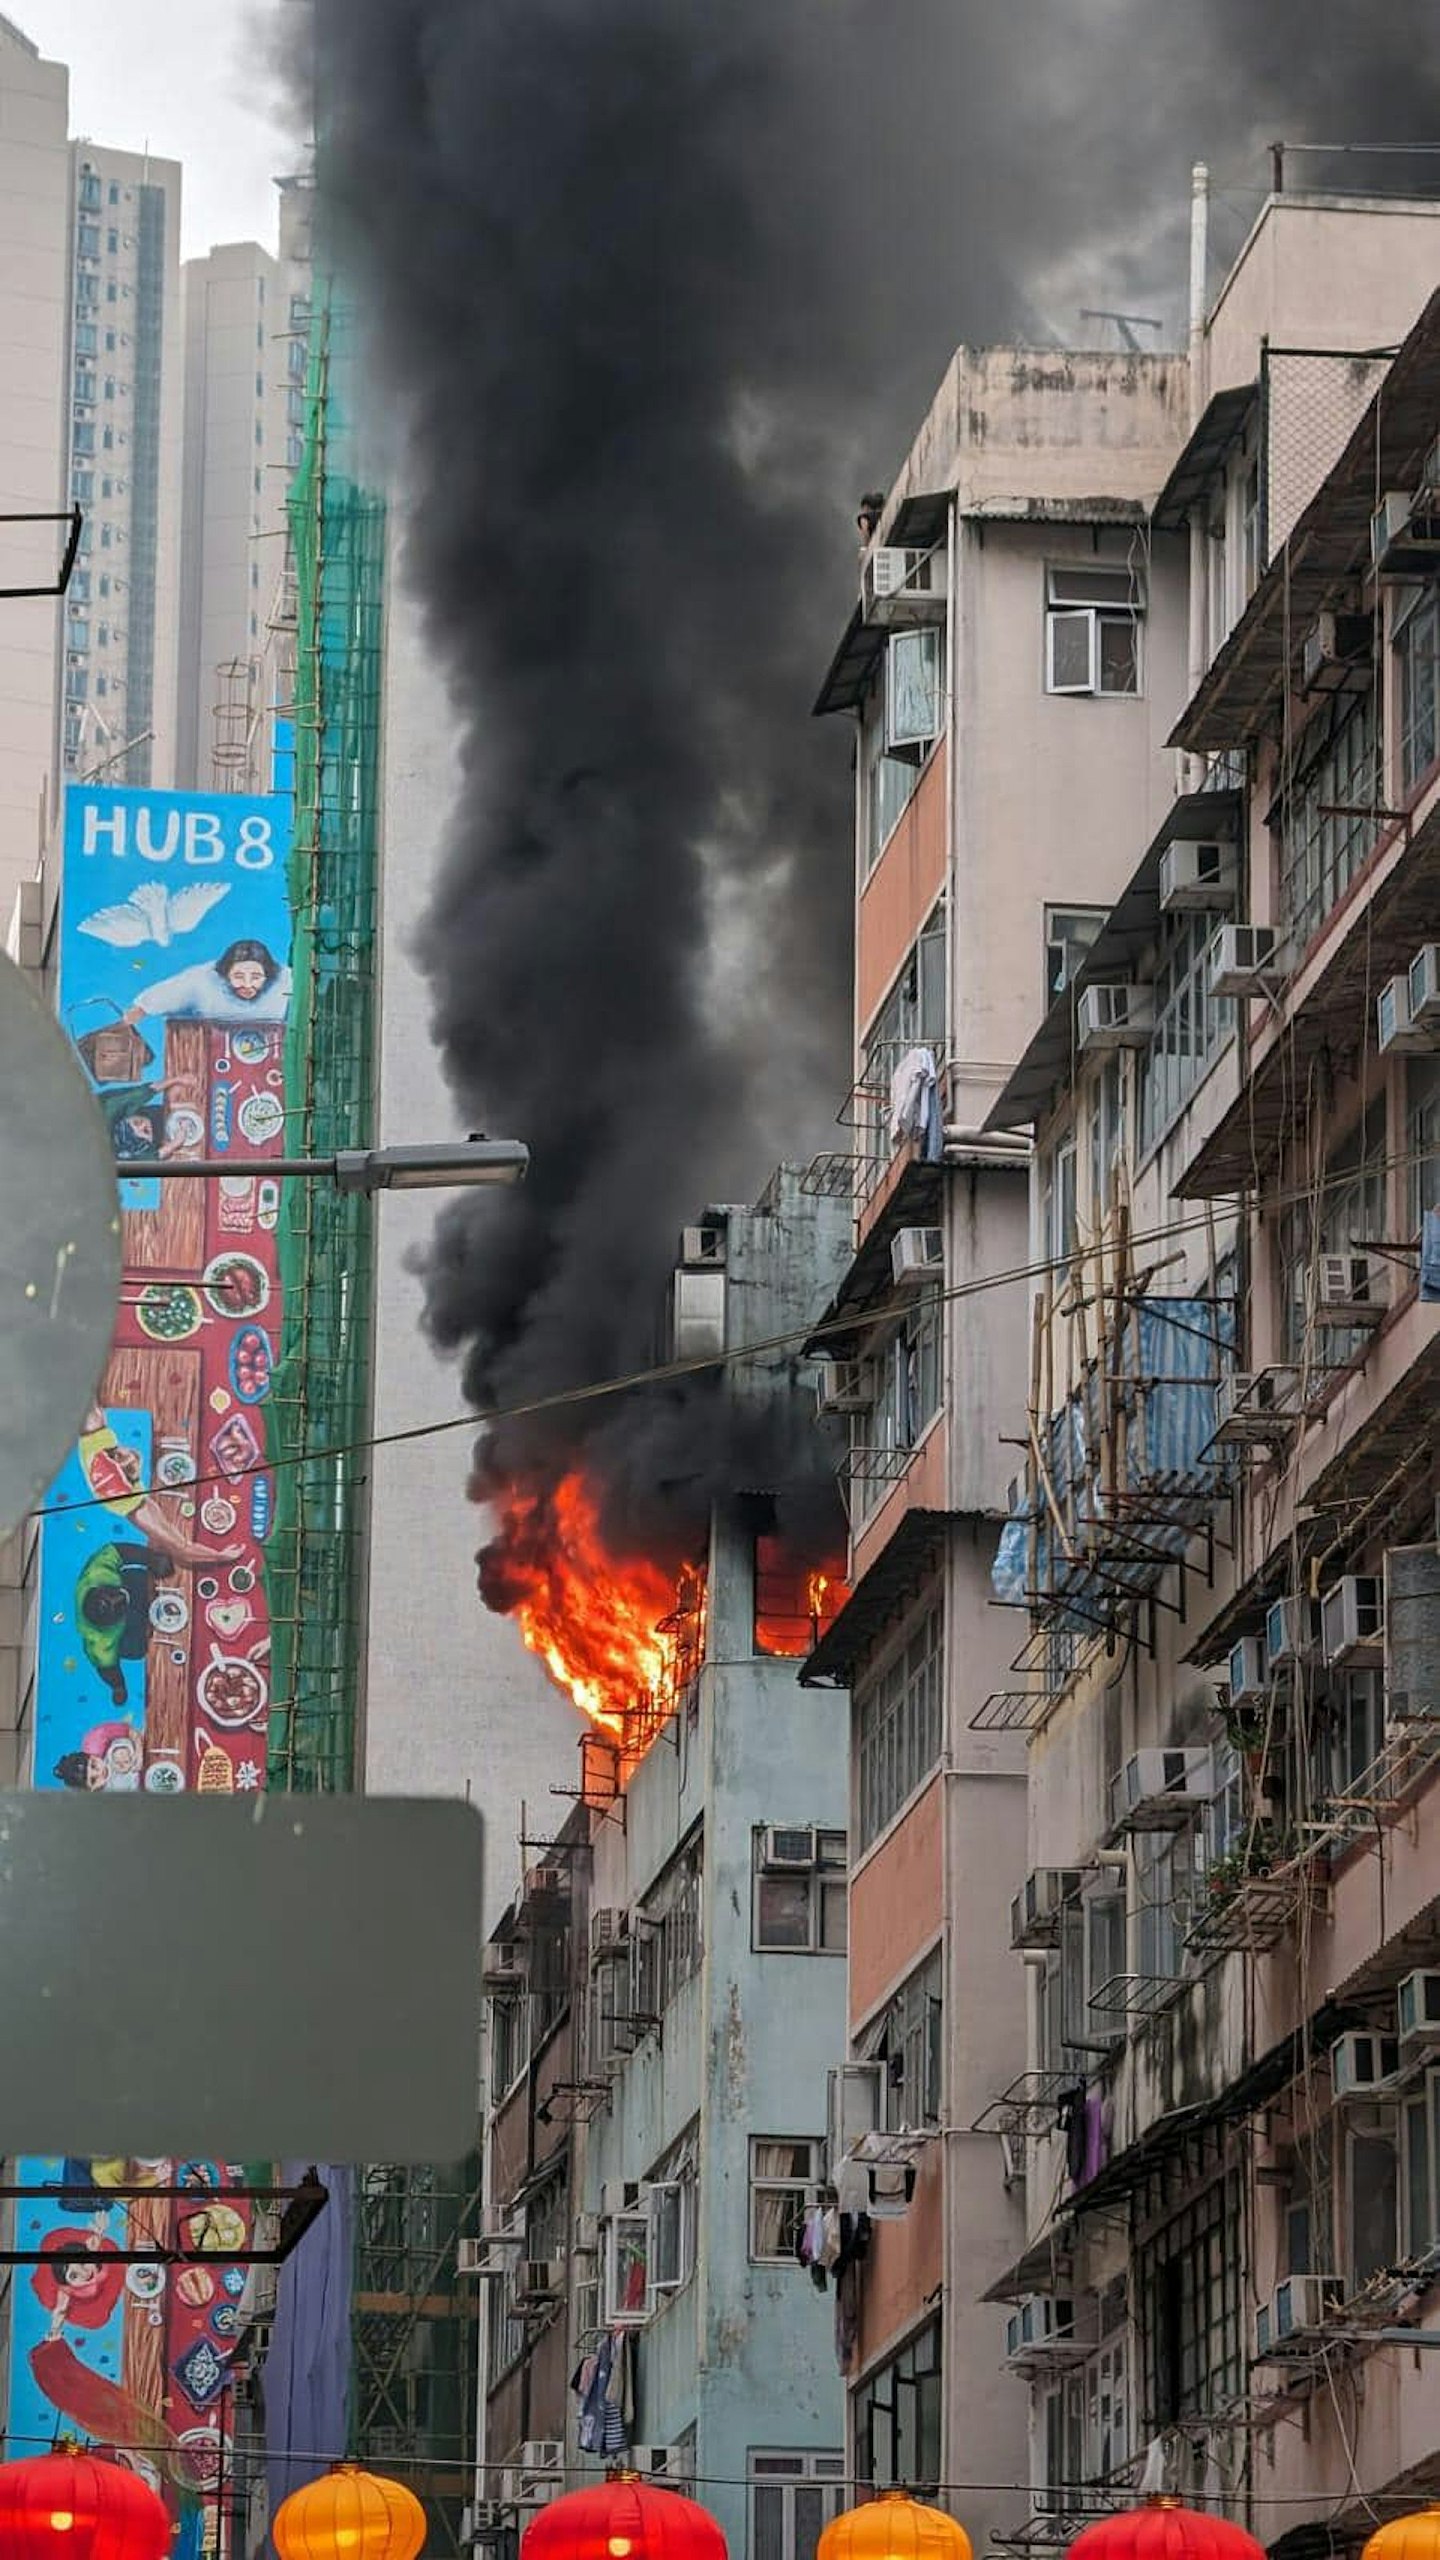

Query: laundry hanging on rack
[889,1045,943,1159]
[572,2326,632,2456]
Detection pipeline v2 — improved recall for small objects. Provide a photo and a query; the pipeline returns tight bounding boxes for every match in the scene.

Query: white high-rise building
[61,139,184,791]
[0,13,68,920]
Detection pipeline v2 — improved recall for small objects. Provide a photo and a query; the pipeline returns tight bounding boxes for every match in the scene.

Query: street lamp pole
[116,1138,529,1193]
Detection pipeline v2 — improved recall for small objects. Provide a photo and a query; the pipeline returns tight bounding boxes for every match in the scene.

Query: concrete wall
[0,21,68,916]
[1204,194,1440,403]
[365,543,577,1930]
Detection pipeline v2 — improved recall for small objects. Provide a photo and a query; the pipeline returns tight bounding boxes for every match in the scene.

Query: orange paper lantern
[0,2451,172,2560]
[521,2475,728,2560]
[1068,2499,1267,2560]
[272,2466,426,2560]
[819,2489,973,2560]
[1363,2511,1440,2560]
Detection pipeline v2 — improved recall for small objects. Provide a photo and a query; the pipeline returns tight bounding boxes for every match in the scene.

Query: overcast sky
[17,0,293,258]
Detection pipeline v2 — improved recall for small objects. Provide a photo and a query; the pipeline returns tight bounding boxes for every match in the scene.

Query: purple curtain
[264,2162,354,2534]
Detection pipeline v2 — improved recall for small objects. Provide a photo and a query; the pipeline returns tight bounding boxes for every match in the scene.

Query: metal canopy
[813,490,951,716]
[1176,790,1440,1195]
[1170,288,1440,755]
[800,1506,952,1686]
[984,790,1243,1133]
[1150,383,1258,532]
[805,1156,946,1346]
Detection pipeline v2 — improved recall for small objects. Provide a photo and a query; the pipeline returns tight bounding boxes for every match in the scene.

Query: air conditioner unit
[1076,982,1154,1051]
[1254,2273,1342,2358]
[573,2213,600,2253]
[1312,1254,1386,1329]
[815,1356,872,1416]
[1208,923,1281,999]
[1227,1636,1268,1709]
[1158,839,1237,913]
[1331,2029,1403,2099]
[1009,1867,1083,1950]
[891,1226,944,1286]
[521,2443,563,2478]
[1385,1544,1440,1722]
[455,2237,490,2278]
[466,2503,511,2540]
[1377,974,1431,1056]
[863,544,948,625]
[1320,1575,1385,1668]
[1265,1596,1319,1669]
[517,2259,565,2303]
[525,1864,566,1901]
[1409,943,1440,1029]
[1109,1746,1212,1833]
[680,1223,726,1268]
[1397,1970,1440,2050]
[601,2179,638,2218]
[1300,609,1373,694]
[481,2206,525,2243]
[483,1944,522,1987]
[590,1907,629,1960]
[630,2446,694,2486]
[764,1824,818,1869]
[1005,2295,1092,2372]
[1210,1366,1304,1448]
[1373,488,1440,573]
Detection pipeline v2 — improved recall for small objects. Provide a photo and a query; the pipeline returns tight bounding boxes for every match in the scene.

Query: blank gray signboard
[0,1793,484,2160]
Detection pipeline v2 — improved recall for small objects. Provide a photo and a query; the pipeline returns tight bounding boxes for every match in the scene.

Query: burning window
[753,1537,849,1658]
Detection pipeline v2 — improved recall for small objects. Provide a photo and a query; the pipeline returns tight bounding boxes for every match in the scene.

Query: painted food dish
[231,1031,269,1066]
[164,1105,204,1150]
[155,1448,197,1488]
[237,1089,284,1145]
[148,1589,189,1636]
[202,1252,270,1318]
[196,1653,267,1728]
[136,1283,202,1342]
[229,1326,272,1403]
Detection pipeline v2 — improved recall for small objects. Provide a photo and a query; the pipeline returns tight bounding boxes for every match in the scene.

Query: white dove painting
[78,879,232,949]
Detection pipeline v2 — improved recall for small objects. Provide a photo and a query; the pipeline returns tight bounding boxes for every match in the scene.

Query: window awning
[800,1506,952,1687]
[813,492,952,717]
[983,789,1243,1134]
[1150,384,1257,532]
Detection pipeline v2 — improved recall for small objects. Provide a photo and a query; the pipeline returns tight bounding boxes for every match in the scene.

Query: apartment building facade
[802,342,1193,2553]
[979,193,1440,2551]
[475,1173,854,2560]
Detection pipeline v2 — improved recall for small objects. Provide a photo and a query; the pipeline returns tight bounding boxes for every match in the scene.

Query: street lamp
[118,1136,529,1193]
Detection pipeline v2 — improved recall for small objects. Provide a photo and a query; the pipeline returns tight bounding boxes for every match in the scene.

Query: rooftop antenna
[1080,309,1165,353]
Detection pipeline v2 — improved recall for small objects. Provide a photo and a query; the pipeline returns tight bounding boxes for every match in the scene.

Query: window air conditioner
[764,1824,818,1869]
[1158,839,1237,914]
[1265,1595,1319,1670]
[1210,1366,1304,1448]
[1109,1746,1212,1834]
[1409,943,1440,1029]
[1312,1254,1386,1329]
[590,1907,629,1961]
[1227,1636,1268,1710]
[480,2206,526,2244]
[680,1223,726,1269]
[1255,2273,1342,2358]
[1005,2295,1075,2359]
[456,2237,499,2278]
[1374,487,1440,573]
[1076,982,1154,1051]
[891,1226,944,1286]
[574,2213,601,2253]
[1396,1969,1440,2050]
[521,2444,563,2478]
[1377,974,1430,1056]
[1300,609,1373,695]
[1009,1867,1084,1950]
[863,544,948,625]
[517,2260,565,2303]
[600,2179,638,2218]
[483,1943,522,1987]
[1319,1575,1385,1668]
[1208,923,1281,999]
[815,1356,872,1416]
[1385,1544,1440,1723]
[1331,2029,1402,2099]
[1373,490,1418,570]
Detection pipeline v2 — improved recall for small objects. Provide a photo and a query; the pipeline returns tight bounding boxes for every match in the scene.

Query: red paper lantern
[1069,2499,1267,2560]
[521,2474,729,2560]
[0,2452,172,2560]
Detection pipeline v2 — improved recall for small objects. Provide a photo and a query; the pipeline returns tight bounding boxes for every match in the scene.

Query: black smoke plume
[305,0,1440,1574]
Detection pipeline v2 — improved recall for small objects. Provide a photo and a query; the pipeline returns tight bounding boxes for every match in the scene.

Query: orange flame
[485,1473,680,1743]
